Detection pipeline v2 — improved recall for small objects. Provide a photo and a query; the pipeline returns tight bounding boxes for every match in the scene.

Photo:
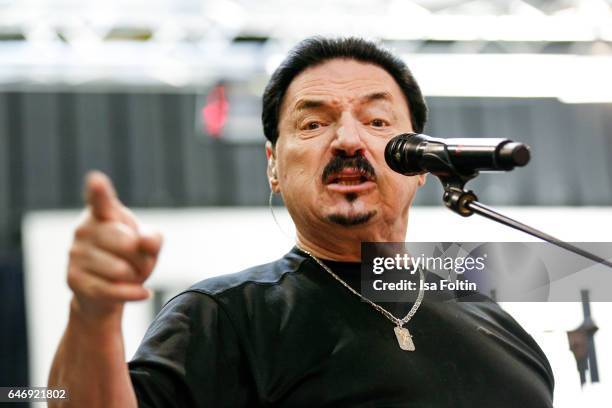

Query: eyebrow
[293,92,393,113]
[361,91,393,104]
[294,99,326,112]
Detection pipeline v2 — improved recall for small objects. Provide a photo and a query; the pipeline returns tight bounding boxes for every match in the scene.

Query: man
[49,37,554,407]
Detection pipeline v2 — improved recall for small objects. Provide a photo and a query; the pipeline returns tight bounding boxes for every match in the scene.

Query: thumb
[85,171,121,221]
[138,229,163,257]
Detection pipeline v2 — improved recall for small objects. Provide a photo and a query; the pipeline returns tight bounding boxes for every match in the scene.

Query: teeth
[338,180,361,185]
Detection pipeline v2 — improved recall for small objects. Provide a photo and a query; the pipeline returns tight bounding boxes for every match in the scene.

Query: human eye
[306,121,322,130]
[369,118,389,128]
[300,120,327,131]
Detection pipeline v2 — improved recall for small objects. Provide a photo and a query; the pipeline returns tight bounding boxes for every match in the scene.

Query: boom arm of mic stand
[439,177,612,269]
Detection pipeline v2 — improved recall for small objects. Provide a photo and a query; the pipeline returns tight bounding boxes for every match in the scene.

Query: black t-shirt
[128,247,554,407]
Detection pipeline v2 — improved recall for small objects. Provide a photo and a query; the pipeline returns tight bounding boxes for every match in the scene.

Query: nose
[330,112,366,157]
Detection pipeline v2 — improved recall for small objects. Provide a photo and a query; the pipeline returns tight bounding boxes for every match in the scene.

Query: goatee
[326,210,377,227]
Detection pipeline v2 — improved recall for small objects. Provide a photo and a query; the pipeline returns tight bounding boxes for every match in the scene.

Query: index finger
[85,171,121,221]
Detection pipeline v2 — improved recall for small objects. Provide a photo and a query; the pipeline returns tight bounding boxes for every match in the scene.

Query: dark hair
[262,36,428,145]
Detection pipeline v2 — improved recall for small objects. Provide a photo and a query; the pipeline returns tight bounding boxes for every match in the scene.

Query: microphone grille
[384,133,424,175]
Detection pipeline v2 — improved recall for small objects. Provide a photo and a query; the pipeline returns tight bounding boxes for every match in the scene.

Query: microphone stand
[439,173,612,269]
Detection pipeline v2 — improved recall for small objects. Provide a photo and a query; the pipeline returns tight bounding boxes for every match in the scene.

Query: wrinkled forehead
[279,58,408,120]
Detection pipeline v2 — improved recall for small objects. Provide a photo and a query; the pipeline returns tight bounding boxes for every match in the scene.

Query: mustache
[321,154,376,183]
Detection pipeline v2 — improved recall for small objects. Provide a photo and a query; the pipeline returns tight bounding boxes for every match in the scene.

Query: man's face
[269,58,425,237]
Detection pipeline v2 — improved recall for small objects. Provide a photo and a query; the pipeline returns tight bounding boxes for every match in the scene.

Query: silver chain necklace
[297,246,425,352]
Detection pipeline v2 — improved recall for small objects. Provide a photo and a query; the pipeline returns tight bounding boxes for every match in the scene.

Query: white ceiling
[0,0,610,90]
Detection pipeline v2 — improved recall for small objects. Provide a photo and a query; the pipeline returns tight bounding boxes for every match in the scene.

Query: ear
[265,141,280,193]
[417,173,427,187]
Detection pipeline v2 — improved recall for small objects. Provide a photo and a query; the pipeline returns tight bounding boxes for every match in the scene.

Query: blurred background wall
[0,0,611,403]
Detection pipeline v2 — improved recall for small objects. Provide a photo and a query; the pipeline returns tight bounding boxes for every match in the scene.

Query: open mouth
[325,167,376,189]
[328,175,371,185]
[325,167,376,186]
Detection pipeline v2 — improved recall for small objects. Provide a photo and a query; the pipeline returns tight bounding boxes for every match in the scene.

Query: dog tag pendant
[394,326,415,351]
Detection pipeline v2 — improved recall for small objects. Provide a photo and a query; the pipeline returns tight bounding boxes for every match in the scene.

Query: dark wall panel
[160,93,187,205]
[0,92,611,251]
[572,105,612,205]
[21,93,62,210]
[234,143,269,205]
[57,93,79,206]
[0,95,10,252]
[528,99,574,204]
[183,92,229,206]
[127,93,168,206]
[75,93,114,183]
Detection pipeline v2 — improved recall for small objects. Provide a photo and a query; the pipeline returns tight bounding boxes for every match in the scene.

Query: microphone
[385,133,530,177]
